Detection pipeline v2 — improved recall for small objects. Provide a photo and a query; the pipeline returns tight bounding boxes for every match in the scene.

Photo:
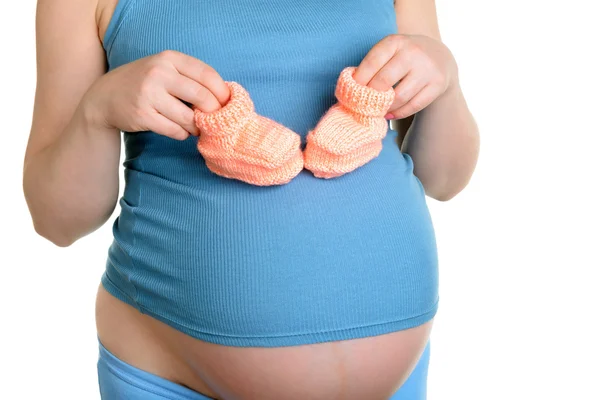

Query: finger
[168,52,230,107]
[388,70,427,111]
[146,111,191,141]
[151,95,199,138]
[156,94,200,136]
[364,53,410,91]
[353,35,400,86]
[388,84,437,120]
[167,74,222,114]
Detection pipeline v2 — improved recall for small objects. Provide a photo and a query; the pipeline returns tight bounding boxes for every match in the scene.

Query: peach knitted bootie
[303,66,396,179]
[194,82,304,186]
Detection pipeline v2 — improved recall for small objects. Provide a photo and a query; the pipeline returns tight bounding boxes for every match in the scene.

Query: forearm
[400,83,479,201]
[23,103,121,247]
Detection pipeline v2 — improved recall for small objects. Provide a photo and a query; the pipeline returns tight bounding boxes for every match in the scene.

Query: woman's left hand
[353,34,459,120]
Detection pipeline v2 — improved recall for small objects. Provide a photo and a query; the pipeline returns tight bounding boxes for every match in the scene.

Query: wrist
[431,78,462,109]
[445,75,461,95]
[78,87,115,132]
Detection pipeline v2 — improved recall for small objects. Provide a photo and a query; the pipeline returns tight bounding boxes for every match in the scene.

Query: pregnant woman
[23,0,479,398]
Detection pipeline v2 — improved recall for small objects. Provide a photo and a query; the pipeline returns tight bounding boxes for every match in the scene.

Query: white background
[2,0,599,399]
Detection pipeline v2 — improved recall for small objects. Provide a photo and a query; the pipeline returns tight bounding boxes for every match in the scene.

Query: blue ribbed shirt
[101,0,439,347]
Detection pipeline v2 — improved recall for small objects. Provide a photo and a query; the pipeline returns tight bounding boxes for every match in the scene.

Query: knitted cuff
[193,81,255,136]
[334,66,396,118]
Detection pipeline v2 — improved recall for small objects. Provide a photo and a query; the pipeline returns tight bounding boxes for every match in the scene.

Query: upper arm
[393,0,442,40]
[24,0,108,165]
[391,0,442,145]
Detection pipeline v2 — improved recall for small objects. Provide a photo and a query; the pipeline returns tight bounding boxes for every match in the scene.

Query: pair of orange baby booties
[193,66,396,186]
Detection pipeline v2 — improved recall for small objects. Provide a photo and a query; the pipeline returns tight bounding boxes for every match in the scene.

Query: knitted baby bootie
[194,82,304,186]
[303,66,396,179]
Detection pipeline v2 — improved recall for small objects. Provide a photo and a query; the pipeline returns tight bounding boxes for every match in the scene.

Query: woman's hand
[82,50,230,140]
[353,34,459,120]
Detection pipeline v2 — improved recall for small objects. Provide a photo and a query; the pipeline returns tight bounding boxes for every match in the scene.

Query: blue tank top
[101,0,439,347]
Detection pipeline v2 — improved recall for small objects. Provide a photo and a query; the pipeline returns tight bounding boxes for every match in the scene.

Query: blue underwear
[97,340,430,399]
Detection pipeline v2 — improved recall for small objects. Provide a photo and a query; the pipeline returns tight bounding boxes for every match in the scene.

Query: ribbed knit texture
[193,81,303,186]
[101,0,439,347]
[304,66,397,178]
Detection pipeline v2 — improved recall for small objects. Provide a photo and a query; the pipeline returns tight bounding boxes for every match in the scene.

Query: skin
[23,0,475,398]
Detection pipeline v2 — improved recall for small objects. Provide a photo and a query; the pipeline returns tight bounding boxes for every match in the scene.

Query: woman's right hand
[82,50,231,140]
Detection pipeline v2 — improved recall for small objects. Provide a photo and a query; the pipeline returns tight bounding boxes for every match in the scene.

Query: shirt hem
[101,275,438,348]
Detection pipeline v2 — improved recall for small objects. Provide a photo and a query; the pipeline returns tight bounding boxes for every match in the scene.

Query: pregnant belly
[96,284,433,400]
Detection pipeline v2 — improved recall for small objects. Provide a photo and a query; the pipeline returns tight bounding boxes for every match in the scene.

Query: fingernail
[384,113,395,120]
